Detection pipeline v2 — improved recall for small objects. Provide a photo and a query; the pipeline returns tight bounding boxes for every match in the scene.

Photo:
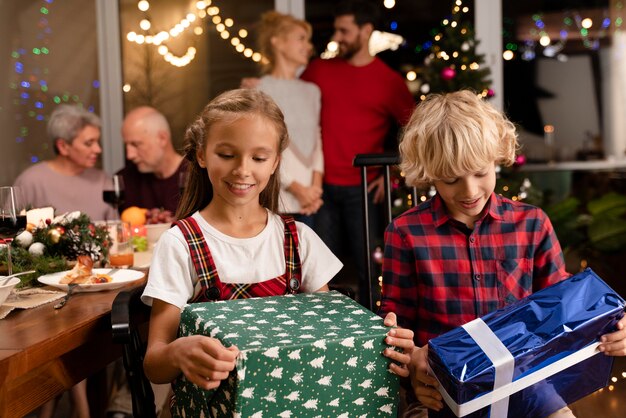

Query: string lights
[10,0,95,163]
[127,0,265,68]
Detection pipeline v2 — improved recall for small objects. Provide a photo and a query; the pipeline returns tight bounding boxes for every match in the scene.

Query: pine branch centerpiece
[0,209,110,288]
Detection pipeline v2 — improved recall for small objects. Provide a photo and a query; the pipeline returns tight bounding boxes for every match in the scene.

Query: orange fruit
[121,206,147,226]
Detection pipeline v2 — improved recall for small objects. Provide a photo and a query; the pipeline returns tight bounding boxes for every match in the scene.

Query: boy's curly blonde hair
[399,90,518,187]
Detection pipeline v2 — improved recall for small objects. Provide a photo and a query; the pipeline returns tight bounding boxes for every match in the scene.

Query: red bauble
[514,154,527,167]
[441,67,456,81]
[487,88,495,98]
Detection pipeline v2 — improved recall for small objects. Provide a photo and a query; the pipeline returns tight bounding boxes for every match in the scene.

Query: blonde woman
[255,11,324,227]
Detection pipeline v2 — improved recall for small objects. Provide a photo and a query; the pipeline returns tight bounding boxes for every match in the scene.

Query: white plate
[37,268,145,292]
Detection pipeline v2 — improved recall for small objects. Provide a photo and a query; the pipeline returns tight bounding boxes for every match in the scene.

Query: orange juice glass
[107,221,134,268]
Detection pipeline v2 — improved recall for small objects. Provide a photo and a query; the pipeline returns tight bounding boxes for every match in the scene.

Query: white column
[475,0,503,110]
[602,30,626,160]
[275,0,305,19]
[96,0,125,175]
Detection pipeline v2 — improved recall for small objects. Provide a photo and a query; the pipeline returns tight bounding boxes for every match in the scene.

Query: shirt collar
[431,192,503,228]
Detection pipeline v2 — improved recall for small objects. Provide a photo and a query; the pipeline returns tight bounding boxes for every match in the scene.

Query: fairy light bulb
[140,19,151,31]
[137,0,150,12]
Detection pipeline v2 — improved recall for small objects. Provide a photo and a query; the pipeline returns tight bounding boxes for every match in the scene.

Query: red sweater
[301,57,414,186]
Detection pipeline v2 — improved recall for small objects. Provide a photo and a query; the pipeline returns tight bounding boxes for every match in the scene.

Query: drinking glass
[103,175,125,214]
[0,187,26,276]
[107,220,134,268]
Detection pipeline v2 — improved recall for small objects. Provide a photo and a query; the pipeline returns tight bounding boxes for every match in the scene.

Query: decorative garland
[1,211,109,288]
[126,0,264,67]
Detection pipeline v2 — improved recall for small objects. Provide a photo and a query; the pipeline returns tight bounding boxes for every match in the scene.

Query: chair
[111,285,157,418]
[353,153,418,312]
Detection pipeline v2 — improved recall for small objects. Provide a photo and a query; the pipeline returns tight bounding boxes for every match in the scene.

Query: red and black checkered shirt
[379,193,568,346]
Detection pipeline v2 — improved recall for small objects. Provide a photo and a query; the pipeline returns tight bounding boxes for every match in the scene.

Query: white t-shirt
[142,210,343,309]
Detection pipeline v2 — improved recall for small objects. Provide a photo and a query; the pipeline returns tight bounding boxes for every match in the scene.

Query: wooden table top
[0,277,145,418]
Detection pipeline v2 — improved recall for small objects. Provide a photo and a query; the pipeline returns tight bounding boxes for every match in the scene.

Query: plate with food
[37,255,145,292]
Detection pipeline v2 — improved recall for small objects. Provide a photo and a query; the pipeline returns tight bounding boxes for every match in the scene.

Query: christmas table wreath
[0,210,109,288]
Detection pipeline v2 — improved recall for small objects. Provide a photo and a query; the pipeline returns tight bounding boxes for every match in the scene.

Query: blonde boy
[379,90,626,418]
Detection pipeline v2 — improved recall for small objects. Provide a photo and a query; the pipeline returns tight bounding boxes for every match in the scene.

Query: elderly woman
[14,104,117,221]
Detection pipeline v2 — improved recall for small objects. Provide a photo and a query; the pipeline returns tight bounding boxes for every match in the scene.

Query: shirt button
[469,237,475,243]
[474,274,481,281]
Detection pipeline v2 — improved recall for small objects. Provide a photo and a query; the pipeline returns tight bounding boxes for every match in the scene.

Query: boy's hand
[409,345,444,411]
[382,312,415,377]
[599,315,626,356]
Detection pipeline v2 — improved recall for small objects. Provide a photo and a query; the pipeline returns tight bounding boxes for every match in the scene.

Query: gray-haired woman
[14,104,117,221]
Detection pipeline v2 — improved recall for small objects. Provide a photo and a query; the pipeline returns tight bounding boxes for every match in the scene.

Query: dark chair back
[353,153,418,311]
[111,285,157,418]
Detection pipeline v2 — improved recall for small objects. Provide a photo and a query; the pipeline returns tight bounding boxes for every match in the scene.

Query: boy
[378,90,626,418]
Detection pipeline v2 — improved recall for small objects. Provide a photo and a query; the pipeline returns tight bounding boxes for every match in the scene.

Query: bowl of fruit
[144,208,174,249]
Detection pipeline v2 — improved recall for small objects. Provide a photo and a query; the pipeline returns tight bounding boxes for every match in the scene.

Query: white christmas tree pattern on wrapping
[174,291,399,417]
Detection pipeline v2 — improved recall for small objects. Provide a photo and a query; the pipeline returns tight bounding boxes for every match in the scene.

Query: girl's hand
[409,345,444,411]
[173,335,239,390]
[599,315,626,356]
[382,312,415,378]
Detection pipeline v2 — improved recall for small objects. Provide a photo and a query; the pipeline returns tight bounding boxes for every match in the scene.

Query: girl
[141,89,415,412]
[256,11,324,227]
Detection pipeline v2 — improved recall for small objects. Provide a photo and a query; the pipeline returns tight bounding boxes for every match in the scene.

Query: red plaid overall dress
[174,214,303,301]
[170,215,303,414]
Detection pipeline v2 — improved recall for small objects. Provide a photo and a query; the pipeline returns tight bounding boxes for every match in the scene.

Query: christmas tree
[420,0,492,97]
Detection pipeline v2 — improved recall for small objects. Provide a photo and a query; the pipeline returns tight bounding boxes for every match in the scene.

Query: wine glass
[0,186,26,276]
[178,169,188,197]
[103,175,125,215]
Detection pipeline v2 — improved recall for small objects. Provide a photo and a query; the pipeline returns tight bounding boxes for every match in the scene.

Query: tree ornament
[420,83,431,94]
[441,67,457,81]
[48,228,61,244]
[515,154,527,167]
[487,88,495,98]
[28,242,46,256]
[372,246,384,265]
[16,230,34,248]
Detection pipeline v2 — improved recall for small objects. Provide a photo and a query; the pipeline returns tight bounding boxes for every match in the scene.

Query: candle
[544,125,555,146]
[544,125,555,162]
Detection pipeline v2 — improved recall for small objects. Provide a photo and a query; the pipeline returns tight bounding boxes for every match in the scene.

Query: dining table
[0,274,146,418]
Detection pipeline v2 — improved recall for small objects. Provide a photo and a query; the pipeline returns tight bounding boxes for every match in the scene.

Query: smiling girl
[141,89,416,414]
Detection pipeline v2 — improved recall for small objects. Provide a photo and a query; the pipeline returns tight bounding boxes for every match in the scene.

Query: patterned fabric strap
[173,217,221,301]
[280,215,301,293]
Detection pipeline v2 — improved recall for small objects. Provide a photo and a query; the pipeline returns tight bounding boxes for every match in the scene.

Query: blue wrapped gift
[428,268,625,418]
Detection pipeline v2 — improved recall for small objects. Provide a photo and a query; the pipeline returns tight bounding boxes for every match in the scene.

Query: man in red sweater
[300,0,415,304]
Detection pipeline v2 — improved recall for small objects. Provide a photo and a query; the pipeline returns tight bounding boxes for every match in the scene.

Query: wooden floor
[569,355,626,418]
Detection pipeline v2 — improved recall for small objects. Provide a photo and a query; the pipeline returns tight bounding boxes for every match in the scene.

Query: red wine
[0,215,26,239]
[103,190,125,207]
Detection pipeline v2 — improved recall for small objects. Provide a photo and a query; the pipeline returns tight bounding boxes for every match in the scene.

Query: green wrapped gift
[174,291,400,417]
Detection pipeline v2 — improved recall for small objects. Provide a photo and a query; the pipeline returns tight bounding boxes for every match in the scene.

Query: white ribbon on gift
[432,318,602,417]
